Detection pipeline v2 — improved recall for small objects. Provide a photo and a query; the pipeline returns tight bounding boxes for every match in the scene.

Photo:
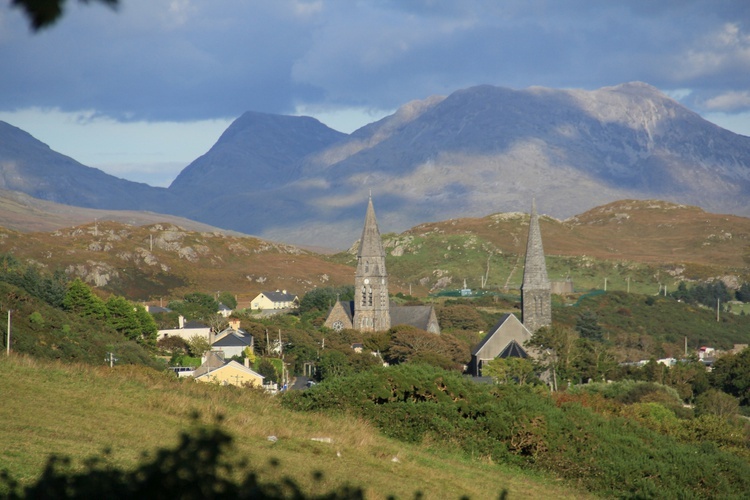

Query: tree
[484,357,536,385]
[12,0,118,31]
[134,304,158,346]
[317,350,352,381]
[575,310,604,342]
[186,335,210,358]
[735,282,750,303]
[710,349,750,405]
[299,286,354,315]
[106,296,141,342]
[168,293,219,321]
[528,326,581,384]
[257,358,278,384]
[694,389,740,419]
[63,278,107,319]
[217,291,237,310]
[437,304,486,331]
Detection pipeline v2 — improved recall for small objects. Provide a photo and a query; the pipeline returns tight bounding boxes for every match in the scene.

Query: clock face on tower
[364,278,370,284]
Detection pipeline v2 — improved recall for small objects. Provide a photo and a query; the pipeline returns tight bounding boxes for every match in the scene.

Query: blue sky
[2,0,750,187]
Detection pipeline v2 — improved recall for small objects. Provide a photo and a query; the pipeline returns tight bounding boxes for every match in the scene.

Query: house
[193,351,264,388]
[469,314,537,377]
[217,303,233,318]
[157,315,211,343]
[250,290,299,311]
[211,318,253,359]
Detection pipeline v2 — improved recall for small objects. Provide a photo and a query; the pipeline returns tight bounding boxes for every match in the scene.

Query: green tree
[317,350,353,381]
[437,304,486,331]
[168,292,219,321]
[575,310,604,342]
[484,357,536,385]
[710,349,750,405]
[257,358,278,384]
[63,278,107,319]
[186,335,210,358]
[106,296,142,342]
[217,291,237,310]
[694,389,740,419]
[299,286,354,315]
[134,304,158,346]
[528,326,581,384]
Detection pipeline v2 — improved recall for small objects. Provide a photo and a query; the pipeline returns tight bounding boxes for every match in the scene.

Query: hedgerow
[283,364,750,498]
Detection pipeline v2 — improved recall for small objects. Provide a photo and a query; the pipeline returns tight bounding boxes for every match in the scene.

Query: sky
[2,0,750,187]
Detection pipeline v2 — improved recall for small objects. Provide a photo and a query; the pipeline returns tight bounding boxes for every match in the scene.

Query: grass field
[0,355,590,499]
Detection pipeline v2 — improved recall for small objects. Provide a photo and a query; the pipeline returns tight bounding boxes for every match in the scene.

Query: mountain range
[2,82,750,248]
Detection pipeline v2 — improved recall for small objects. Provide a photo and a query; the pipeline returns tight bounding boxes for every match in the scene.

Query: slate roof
[471,314,532,357]
[212,330,253,347]
[184,320,210,329]
[390,305,436,332]
[192,351,226,378]
[335,301,356,321]
[498,339,529,358]
[262,291,298,302]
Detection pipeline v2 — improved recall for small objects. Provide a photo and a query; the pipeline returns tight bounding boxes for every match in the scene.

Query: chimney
[178,315,185,329]
[229,317,241,330]
[282,289,287,294]
[244,357,250,368]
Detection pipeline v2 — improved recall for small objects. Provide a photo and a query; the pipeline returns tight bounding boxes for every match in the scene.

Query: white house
[250,290,299,311]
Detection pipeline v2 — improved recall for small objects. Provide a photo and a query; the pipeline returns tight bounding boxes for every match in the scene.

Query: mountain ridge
[2,82,750,247]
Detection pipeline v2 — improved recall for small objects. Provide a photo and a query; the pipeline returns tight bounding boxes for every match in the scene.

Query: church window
[361,285,367,306]
[368,287,373,306]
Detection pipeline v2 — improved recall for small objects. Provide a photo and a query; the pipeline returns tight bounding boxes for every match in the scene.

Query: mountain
[0,121,175,211]
[2,82,750,248]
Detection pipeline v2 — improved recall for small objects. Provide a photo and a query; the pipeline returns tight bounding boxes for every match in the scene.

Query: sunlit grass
[0,355,589,498]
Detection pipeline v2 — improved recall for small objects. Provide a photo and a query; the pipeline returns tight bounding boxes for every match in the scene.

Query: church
[469,200,552,376]
[324,196,440,334]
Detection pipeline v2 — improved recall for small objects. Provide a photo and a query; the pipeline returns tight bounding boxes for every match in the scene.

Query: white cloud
[703,91,750,112]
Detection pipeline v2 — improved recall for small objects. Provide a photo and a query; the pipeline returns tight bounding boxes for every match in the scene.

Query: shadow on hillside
[0,416,507,499]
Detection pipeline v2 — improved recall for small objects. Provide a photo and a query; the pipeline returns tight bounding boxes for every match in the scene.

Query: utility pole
[717,298,720,322]
[627,276,631,293]
[604,277,608,291]
[5,309,11,356]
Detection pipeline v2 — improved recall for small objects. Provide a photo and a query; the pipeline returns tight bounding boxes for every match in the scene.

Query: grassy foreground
[0,355,587,499]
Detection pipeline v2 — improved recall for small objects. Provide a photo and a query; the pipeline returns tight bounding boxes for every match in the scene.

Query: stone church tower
[352,196,391,332]
[521,200,551,332]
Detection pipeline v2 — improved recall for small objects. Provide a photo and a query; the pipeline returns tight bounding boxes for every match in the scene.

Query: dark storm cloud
[2,0,750,121]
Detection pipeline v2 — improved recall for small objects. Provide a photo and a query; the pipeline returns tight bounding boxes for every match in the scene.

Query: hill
[3,82,750,247]
[0,199,748,304]
[0,355,587,499]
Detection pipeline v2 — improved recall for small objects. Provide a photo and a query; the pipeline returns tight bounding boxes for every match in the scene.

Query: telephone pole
[5,309,11,356]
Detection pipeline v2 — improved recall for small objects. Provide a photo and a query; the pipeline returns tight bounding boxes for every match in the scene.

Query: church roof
[522,199,550,290]
[390,305,437,332]
[498,339,529,358]
[471,313,533,358]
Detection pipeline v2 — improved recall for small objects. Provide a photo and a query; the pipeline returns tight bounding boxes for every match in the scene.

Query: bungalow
[250,290,299,311]
[157,315,211,343]
[193,351,264,388]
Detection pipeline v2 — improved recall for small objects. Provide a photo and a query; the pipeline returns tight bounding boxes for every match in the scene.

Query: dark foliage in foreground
[0,423,369,500]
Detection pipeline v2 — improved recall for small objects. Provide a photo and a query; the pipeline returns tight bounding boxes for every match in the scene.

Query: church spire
[521,199,551,332]
[357,194,386,262]
[353,195,390,331]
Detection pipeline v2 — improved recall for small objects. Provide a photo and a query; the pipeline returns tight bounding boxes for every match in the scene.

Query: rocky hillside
[2,82,750,248]
[0,199,748,302]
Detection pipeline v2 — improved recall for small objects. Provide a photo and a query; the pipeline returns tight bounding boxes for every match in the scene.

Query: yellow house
[250,290,299,311]
[193,352,264,388]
